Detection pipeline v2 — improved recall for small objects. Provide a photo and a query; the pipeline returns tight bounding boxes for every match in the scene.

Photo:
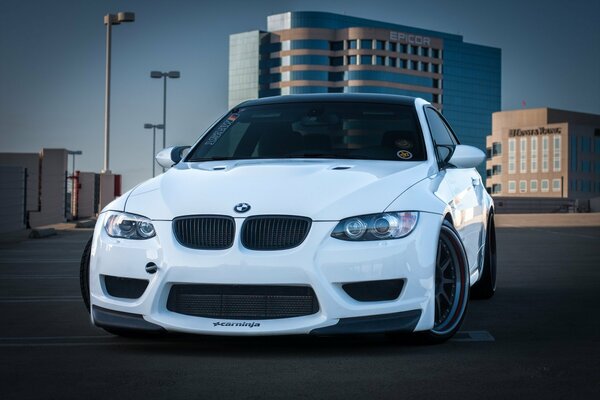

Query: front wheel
[418,220,470,344]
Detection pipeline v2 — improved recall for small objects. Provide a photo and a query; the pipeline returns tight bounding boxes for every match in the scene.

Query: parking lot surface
[1,224,599,399]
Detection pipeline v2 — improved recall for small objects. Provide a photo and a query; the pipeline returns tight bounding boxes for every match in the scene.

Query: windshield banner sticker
[203,113,239,146]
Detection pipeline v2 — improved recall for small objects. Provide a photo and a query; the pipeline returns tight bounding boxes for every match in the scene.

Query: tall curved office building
[229,11,501,174]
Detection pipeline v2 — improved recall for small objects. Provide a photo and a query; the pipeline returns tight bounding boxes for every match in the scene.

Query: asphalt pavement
[0,223,599,399]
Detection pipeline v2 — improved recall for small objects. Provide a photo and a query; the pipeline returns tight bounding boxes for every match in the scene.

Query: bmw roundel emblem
[234,203,251,213]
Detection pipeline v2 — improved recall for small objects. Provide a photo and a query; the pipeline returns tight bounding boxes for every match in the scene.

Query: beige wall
[29,149,68,227]
[0,152,40,212]
[77,172,97,219]
[487,108,600,199]
[0,166,26,233]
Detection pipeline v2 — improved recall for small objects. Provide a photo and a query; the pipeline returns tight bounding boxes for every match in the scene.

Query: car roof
[236,93,418,108]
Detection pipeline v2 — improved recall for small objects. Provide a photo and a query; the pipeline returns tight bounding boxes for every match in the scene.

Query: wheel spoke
[440,258,451,273]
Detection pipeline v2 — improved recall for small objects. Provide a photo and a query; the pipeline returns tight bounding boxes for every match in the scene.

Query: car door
[424,107,485,273]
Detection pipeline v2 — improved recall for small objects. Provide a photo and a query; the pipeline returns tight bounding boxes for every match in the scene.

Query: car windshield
[186,102,426,162]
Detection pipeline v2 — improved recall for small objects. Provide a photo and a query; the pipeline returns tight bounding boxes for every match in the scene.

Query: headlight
[104,211,156,240]
[331,211,418,241]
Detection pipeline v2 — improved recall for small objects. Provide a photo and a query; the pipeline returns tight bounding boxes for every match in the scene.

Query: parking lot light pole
[144,123,164,177]
[103,11,135,173]
[150,70,180,171]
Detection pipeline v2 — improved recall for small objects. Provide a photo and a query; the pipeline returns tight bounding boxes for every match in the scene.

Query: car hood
[124,159,432,221]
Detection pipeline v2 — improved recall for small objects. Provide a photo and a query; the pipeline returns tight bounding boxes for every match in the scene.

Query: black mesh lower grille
[173,215,235,250]
[241,216,311,250]
[167,284,319,319]
[103,275,149,299]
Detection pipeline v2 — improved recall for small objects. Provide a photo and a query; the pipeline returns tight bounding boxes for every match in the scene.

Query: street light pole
[144,123,164,177]
[151,70,180,171]
[102,12,135,173]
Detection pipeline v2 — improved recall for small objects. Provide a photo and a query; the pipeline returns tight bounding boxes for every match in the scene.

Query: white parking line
[0,275,78,279]
[0,259,80,263]
[0,296,81,303]
[451,330,495,342]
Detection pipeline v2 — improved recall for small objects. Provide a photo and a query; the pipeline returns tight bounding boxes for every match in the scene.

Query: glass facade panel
[520,138,527,173]
[553,136,561,172]
[360,39,372,49]
[531,136,537,172]
[508,138,516,174]
[530,180,538,192]
[542,136,549,172]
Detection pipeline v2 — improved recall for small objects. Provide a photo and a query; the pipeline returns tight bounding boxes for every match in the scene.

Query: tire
[471,212,497,299]
[417,219,470,344]
[80,237,92,312]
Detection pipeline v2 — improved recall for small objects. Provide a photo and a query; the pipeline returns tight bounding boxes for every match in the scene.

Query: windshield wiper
[187,156,238,162]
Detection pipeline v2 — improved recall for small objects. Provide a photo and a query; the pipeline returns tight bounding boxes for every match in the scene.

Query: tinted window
[424,107,457,162]
[187,103,426,162]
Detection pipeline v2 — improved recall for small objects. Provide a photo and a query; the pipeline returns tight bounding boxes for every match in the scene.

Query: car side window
[424,107,457,164]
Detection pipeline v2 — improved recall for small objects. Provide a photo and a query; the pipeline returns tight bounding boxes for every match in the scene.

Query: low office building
[229,11,501,176]
[486,108,600,199]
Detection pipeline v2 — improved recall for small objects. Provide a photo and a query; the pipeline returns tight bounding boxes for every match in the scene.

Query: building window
[508,181,516,193]
[508,138,516,174]
[400,44,408,53]
[542,136,549,172]
[400,59,408,69]
[421,62,429,72]
[375,40,385,50]
[431,63,439,73]
[387,42,397,52]
[330,56,343,66]
[360,55,372,65]
[410,45,419,55]
[552,179,561,192]
[492,165,502,175]
[330,41,343,51]
[347,55,357,65]
[432,48,440,58]
[519,180,527,193]
[570,136,578,171]
[375,55,385,65]
[492,142,502,156]
[410,60,418,70]
[520,138,527,173]
[530,180,538,192]
[553,136,561,171]
[360,39,372,49]
[531,136,538,173]
[348,40,357,49]
[492,184,502,194]
[387,57,397,67]
[541,179,549,192]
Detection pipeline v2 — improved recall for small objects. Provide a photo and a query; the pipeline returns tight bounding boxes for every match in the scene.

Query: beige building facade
[486,108,600,199]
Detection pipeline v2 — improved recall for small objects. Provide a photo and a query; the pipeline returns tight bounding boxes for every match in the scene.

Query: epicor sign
[389,31,431,46]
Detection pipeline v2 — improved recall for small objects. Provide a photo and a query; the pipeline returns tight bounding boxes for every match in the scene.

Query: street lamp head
[156,124,165,129]
[168,71,181,79]
[67,150,83,155]
[144,123,153,129]
[117,12,135,23]
[150,71,163,79]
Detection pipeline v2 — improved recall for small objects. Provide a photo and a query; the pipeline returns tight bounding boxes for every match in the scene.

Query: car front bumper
[89,211,442,335]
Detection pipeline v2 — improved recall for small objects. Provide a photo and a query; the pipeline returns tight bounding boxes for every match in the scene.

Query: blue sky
[0,0,598,190]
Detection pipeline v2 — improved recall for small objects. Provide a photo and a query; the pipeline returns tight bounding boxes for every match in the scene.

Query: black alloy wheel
[420,219,470,343]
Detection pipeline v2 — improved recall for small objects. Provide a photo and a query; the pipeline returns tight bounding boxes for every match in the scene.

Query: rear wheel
[471,213,497,299]
[418,220,470,344]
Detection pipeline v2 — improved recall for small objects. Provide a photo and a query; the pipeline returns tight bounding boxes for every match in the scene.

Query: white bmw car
[81,94,497,343]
